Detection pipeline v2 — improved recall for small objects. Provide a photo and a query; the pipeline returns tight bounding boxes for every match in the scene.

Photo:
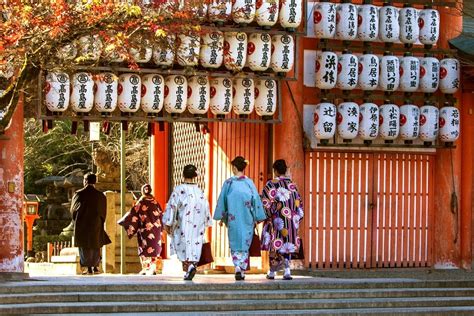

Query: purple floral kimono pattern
[118,196,163,257]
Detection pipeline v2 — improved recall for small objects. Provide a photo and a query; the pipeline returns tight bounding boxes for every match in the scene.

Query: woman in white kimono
[163,164,212,280]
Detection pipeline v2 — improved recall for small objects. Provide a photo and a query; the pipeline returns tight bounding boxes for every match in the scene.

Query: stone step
[1,288,474,305]
[2,296,474,314]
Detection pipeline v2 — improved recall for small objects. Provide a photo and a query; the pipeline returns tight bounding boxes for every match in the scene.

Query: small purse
[197,242,214,266]
[249,230,261,257]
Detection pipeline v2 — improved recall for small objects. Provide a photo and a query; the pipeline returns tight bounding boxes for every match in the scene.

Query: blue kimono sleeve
[248,180,267,222]
[213,180,230,223]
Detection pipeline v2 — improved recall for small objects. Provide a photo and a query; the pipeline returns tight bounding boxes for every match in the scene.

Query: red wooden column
[150,123,169,258]
[0,98,24,272]
[433,7,464,268]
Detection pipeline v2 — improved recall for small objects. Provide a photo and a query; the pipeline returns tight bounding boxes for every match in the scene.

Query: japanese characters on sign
[379,103,400,141]
[271,34,294,73]
[313,2,336,39]
[337,101,359,140]
[358,102,379,140]
[187,76,210,115]
[314,101,337,140]
[335,2,357,41]
[247,33,271,71]
[379,54,400,92]
[336,51,358,90]
[379,4,400,43]
[200,31,224,69]
[357,3,378,42]
[94,72,118,114]
[419,7,440,46]
[439,105,460,142]
[419,103,439,143]
[399,54,420,92]
[315,50,338,89]
[399,5,419,45]
[419,56,440,94]
[255,79,277,116]
[71,72,94,113]
[439,58,460,94]
[45,72,70,113]
[358,53,379,91]
[118,74,141,113]
[141,74,164,114]
[399,104,420,141]
[233,77,255,115]
[210,77,233,116]
[164,75,187,114]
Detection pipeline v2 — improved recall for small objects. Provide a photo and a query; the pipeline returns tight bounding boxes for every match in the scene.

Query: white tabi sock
[188,264,195,272]
[267,270,275,278]
[235,266,241,274]
[284,267,291,276]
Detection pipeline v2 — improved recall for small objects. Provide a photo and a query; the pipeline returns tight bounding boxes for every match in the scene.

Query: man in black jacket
[71,173,111,275]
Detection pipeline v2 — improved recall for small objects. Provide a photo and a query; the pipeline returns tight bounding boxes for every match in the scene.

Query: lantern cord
[285,81,309,147]
[450,147,459,243]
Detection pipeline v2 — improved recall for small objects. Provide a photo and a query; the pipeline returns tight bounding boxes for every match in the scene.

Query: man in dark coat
[71,173,111,275]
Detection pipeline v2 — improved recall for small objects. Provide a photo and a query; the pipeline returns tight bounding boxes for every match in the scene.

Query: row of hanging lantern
[315,50,460,94]
[314,1,440,46]
[313,100,460,144]
[44,72,278,118]
[60,32,295,74]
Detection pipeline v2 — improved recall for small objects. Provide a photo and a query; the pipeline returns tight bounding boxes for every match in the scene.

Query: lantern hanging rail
[202,25,306,37]
[316,91,458,103]
[304,143,453,151]
[377,0,457,7]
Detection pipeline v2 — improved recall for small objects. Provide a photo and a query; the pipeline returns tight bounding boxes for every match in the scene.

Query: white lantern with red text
[270,34,294,73]
[187,76,210,115]
[256,0,279,27]
[141,74,164,114]
[118,74,141,113]
[233,78,254,115]
[164,75,187,114]
[358,53,379,91]
[336,51,358,90]
[315,50,338,90]
[247,33,271,71]
[419,56,440,93]
[335,2,358,41]
[379,4,400,43]
[399,5,419,45]
[439,58,460,94]
[379,53,400,92]
[200,31,224,69]
[314,101,337,140]
[94,73,118,114]
[357,3,378,42]
[279,0,302,30]
[153,35,176,67]
[439,105,460,143]
[400,53,420,92]
[419,103,439,143]
[232,0,256,24]
[313,1,336,39]
[177,34,200,67]
[379,103,400,141]
[208,0,232,23]
[78,35,102,62]
[358,102,379,141]
[45,72,70,113]
[399,104,420,141]
[209,77,233,116]
[337,101,359,140]
[224,32,247,71]
[419,7,440,46]
[254,79,277,117]
[70,72,94,113]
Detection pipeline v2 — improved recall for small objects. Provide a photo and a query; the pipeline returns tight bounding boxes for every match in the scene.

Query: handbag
[249,230,261,257]
[197,242,214,266]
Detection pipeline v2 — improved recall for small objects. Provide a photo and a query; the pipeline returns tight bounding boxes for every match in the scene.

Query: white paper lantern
[57,43,77,61]
[337,101,359,140]
[358,102,379,140]
[208,0,232,23]
[153,35,176,67]
[279,0,302,30]
[189,1,208,21]
[357,3,378,42]
[44,72,70,113]
[314,101,336,140]
[439,58,460,94]
[232,0,256,24]
[78,35,102,62]
[379,4,400,43]
[379,103,400,141]
[336,51,358,90]
[379,53,400,92]
[177,34,200,67]
[70,72,94,113]
[255,79,277,116]
[256,0,279,27]
[233,78,254,115]
[419,56,440,93]
[315,50,338,90]
[118,74,141,113]
[141,74,164,114]
[419,7,439,46]
[270,34,294,73]
[200,31,224,69]
[400,54,420,92]
[335,2,358,41]
[399,104,420,141]
[358,53,379,91]
[129,35,152,63]
[210,77,233,116]
[224,32,247,71]
[247,33,271,72]
[164,75,187,114]
[439,105,460,142]
[399,6,419,45]
[187,76,210,115]
[313,2,336,39]
[94,73,118,114]
[419,103,439,143]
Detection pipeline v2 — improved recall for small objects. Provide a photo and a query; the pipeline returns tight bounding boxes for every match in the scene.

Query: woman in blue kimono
[213,156,267,280]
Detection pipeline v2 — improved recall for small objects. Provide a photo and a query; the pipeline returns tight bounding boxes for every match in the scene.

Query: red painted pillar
[0,98,24,272]
[432,7,463,268]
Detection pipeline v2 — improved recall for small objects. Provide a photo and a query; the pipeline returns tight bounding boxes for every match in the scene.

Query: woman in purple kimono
[118,184,163,275]
[260,159,304,280]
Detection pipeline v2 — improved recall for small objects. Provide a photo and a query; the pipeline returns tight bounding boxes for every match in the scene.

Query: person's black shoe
[266,274,275,280]
[283,274,293,280]
[184,266,196,281]
[82,267,93,275]
[235,272,245,281]
[93,267,101,274]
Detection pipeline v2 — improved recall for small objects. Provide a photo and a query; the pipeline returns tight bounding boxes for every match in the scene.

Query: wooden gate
[304,151,435,269]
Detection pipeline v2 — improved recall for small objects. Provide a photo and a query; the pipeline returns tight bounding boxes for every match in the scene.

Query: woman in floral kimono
[261,159,304,280]
[163,165,212,281]
[118,184,163,275]
[213,156,267,281]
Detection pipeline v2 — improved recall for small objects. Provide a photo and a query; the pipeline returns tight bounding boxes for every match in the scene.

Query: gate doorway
[304,151,435,269]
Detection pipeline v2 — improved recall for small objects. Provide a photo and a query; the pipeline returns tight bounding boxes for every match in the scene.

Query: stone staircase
[2,276,474,314]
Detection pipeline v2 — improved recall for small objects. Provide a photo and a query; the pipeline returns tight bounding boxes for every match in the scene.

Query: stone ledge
[0,272,30,281]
